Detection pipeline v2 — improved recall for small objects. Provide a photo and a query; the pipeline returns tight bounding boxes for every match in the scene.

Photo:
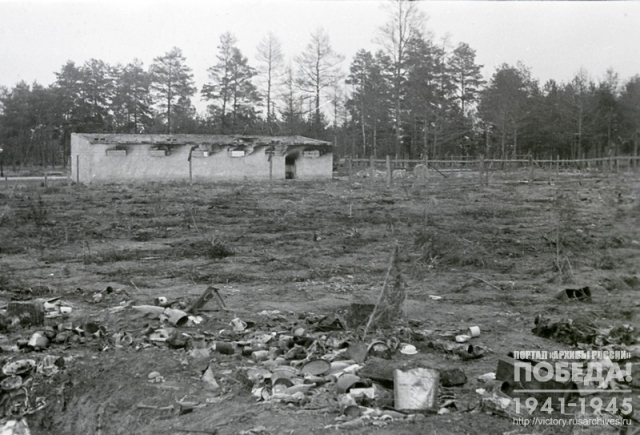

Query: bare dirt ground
[0,169,639,435]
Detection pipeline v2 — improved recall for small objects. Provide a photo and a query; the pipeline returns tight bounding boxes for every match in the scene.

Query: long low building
[71,133,333,183]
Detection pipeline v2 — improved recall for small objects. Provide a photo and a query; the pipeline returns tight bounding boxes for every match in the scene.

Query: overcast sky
[1,0,639,113]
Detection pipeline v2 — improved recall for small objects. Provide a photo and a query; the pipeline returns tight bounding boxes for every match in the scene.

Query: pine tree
[149,47,196,134]
[203,33,261,134]
[79,59,114,131]
[113,59,153,133]
[346,50,392,157]
[449,42,485,116]
[376,0,426,155]
[478,63,536,159]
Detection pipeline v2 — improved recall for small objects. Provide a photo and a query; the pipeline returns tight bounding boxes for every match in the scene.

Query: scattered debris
[7,301,44,327]
[440,368,467,387]
[188,286,227,314]
[532,315,597,346]
[0,419,31,435]
[533,315,637,347]
[467,326,481,337]
[394,367,439,412]
[202,364,220,391]
[555,286,592,301]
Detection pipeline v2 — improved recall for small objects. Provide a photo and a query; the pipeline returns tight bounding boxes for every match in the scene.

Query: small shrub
[27,196,48,227]
[206,239,235,259]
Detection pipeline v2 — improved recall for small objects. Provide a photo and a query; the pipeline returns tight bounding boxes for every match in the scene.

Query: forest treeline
[1,1,639,169]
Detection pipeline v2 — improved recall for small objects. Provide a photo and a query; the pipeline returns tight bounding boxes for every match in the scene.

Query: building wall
[71,134,332,183]
[293,153,333,179]
[71,135,93,183]
[192,148,286,181]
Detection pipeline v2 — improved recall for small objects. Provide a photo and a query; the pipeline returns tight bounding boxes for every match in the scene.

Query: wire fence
[336,155,640,187]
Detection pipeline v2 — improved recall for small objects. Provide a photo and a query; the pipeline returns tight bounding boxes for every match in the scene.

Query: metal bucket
[394,367,439,411]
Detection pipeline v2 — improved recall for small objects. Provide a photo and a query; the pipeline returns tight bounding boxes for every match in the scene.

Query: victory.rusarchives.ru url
[513,416,631,428]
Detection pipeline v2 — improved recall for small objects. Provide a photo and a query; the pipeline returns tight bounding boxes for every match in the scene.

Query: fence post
[269,153,273,191]
[479,155,484,186]
[348,157,353,184]
[76,155,80,185]
[486,157,490,186]
[386,155,392,188]
[424,154,429,181]
[44,172,48,188]
[528,155,534,183]
[189,156,193,185]
[634,134,639,171]
[369,155,375,188]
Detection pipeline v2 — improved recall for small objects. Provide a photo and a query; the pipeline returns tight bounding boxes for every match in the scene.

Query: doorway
[285,155,296,179]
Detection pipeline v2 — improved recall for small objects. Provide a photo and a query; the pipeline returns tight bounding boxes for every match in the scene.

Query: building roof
[75,134,332,147]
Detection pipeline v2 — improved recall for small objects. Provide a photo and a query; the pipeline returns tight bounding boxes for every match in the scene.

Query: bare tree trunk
[485,127,490,157]
[373,119,377,159]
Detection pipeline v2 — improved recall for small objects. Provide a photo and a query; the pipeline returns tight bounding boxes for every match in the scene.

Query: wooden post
[44,172,48,188]
[369,155,375,188]
[485,157,490,186]
[347,157,353,184]
[424,154,429,182]
[634,133,639,171]
[528,155,534,183]
[479,155,484,186]
[386,155,392,188]
[556,154,560,176]
[76,155,79,185]
[189,156,193,185]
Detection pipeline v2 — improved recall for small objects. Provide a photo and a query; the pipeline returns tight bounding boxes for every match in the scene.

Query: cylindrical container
[164,309,189,327]
[28,332,49,350]
[230,318,247,331]
[468,326,481,337]
[154,296,168,306]
[484,380,511,394]
[119,333,133,346]
[213,342,235,355]
[252,350,270,362]
[336,373,361,394]
[338,394,358,414]
[0,375,22,391]
[455,335,471,343]
[278,335,294,349]
[273,365,298,379]
[301,359,331,376]
[394,368,439,411]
